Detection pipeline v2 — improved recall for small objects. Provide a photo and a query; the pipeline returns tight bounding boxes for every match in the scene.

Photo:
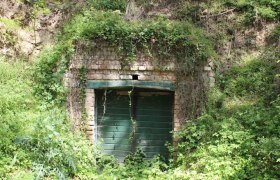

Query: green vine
[34,6,215,127]
[72,11,214,66]
[128,89,136,146]
[34,41,74,106]
[79,65,87,103]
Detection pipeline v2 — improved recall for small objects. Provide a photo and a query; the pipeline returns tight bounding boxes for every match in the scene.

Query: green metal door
[135,91,173,159]
[96,90,132,161]
[96,89,173,161]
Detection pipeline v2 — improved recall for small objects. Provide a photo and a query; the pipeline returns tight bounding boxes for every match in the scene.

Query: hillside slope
[0,0,279,179]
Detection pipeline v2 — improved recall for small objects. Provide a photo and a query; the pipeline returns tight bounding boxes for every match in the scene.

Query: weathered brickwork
[85,89,95,141]
[65,42,214,140]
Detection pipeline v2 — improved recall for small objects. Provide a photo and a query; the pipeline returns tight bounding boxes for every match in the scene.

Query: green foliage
[0,57,183,179]
[124,149,147,171]
[222,55,276,102]
[0,17,21,30]
[176,0,279,24]
[35,9,214,103]
[88,0,127,12]
[225,0,280,21]
[93,149,178,180]
[0,57,36,176]
[2,1,279,179]
[66,10,213,60]
[79,65,88,102]
[32,0,51,16]
[19,108,98,178]
[34,41,74,105]
[269,24,280,45]
[1,31,18,47]
[0,17,20,46]
[172,49,280,179]
[0,57,99,178]
[79,65,88,129]
[30,4,214,178]
[176,2,201,22]
[23,0,51,18]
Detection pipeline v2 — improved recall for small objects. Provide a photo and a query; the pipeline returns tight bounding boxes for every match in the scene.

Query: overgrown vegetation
[89,0,127,12]
[0,57,98,178]
[0,56,178,179]
[225,0,280,21]
[0,0,279,179]
[172,49,280,179]
[176,0,280,23]
[34,7,214,104]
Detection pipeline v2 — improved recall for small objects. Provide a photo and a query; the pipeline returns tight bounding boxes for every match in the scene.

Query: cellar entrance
[95,88,174,161]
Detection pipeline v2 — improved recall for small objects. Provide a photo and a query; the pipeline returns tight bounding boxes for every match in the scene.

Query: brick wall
[65,42,214,140]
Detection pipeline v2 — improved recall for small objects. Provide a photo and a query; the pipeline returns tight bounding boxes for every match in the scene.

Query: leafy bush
[34,9,214,103]
[18,108,98,178]
[0,17,21,30]
[172,50,280,179]
[0,57,99,178]
[93,149,177,179]
[225,0,280,21]
[0,57,36,176]
[176,0,279,24]
[268,25,280,45]
[33,42,74,106]
[88,0,127,12]
[223,55,276,101]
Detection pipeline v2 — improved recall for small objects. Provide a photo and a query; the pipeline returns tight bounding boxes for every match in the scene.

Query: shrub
[0,57,36,176]
[222,56,276,102]
[0,57,99,178]
[88,0,126,12]
[34,9,214,103]
[172,50,280,179]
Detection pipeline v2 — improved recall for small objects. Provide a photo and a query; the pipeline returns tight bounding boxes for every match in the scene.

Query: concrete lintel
[87,80,175,91]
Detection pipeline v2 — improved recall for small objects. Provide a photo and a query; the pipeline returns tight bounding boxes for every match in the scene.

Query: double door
[96,89,173,161]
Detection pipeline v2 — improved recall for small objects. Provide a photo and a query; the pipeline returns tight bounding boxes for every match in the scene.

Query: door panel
[96,90,131,161]
[135,91,173,159]
[96,89,173,161]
